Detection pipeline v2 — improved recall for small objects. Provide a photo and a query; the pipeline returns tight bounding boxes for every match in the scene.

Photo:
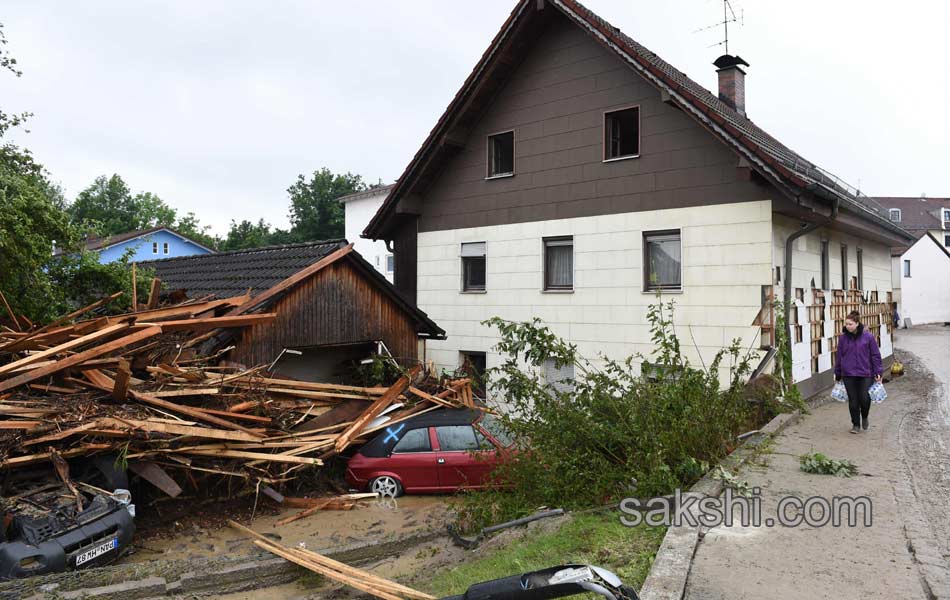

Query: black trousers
[843,376,872,426]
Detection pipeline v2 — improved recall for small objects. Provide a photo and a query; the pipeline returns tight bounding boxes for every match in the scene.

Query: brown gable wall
[416,12,776,234]
[231,259,420,367]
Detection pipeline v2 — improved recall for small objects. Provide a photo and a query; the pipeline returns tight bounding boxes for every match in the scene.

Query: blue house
[82,227,214,263]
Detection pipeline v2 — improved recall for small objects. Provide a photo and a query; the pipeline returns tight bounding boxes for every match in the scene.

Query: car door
[434,425,497,489]
[386,426,440,492]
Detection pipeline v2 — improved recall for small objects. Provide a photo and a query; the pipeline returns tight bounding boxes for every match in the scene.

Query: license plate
[75,538,118,567]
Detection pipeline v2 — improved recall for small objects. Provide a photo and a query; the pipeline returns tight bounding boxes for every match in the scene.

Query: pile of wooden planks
[0,291,476,501]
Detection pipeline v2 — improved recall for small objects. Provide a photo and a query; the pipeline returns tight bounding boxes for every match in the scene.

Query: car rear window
[478,413,515,447]
[436,426,482,451]
[392,428,431,453]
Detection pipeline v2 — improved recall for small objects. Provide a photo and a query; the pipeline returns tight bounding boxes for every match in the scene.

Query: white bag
[869,381,887,403]
[831,381,848,402]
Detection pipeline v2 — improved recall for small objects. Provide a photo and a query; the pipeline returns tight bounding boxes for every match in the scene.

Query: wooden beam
[112,360,132,401]
[0,326,161,392]
[180,449,322,465]
[131,263,138,312]
[128,461,182,498]
[143,313,277,332]
[227,244,353,316]
[146,278,162,310]
[334,365,420,454]
[96,417,261,442]
[0,444,112,469]
[0,289,21,331]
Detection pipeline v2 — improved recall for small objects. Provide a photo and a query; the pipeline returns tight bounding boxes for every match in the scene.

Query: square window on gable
[487,131,514,178]
[604,106,640,161]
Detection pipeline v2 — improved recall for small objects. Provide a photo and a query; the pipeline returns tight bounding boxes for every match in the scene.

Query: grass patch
[421,511,665,597]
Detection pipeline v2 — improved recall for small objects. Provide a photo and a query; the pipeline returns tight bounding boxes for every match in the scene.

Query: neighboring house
[339,185,396,283]
[77,227,214,263]
[362,0,914,398]
[140,240,444,382]
[892,233,950,325]
[876,196,950,324]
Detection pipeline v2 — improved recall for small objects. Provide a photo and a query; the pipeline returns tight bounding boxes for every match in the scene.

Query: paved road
[684,325,950,600]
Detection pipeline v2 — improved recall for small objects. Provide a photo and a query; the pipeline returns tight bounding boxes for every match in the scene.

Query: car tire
[369,475,403,498]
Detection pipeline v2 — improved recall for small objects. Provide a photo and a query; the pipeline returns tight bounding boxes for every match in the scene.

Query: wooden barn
[141,240,444,381]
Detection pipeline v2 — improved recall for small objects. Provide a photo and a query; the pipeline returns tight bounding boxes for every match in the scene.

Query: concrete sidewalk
[684,364,940,599]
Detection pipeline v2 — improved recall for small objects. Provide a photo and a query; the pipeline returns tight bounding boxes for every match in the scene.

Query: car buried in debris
[345,408,515,497]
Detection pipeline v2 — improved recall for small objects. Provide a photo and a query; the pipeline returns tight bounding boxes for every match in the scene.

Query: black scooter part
[0,495,135,580]
[440,564,639,600]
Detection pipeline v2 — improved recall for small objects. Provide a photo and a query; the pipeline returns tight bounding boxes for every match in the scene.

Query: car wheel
[370,475,403,498]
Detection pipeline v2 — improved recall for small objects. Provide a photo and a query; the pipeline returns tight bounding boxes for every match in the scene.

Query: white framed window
[903,259,911,278]
[543,358,575,394]
[543,236,573,291]
[162,242,169,255]
[889,208,901,222]
[604,106,640,161]
[152,242,158,254]
[386,254,394,273]
[487,131,514,178]
[460,242,486,292]
[643,230,682,291]
[944,209,950,228]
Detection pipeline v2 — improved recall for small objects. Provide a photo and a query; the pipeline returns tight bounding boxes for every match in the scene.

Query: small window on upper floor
[944,209,950,226]
[604,106,640,161]
[163,242,169,255]
[460,242,486,292]
[903,259,911,278]
[889,208,901,222]
[487,131,514,178]
[386,254,394,273]
[152,242,158,254]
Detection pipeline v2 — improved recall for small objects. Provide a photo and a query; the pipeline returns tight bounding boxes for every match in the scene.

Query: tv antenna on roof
[693,0,744,53]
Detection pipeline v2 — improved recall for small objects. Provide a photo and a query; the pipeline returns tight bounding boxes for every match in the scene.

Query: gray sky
[4,1,948,236]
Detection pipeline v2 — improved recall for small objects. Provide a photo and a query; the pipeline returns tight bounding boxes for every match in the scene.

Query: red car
[345,408,515,497]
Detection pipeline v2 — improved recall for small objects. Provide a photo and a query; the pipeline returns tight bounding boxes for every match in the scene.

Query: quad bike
[441,564,639,600]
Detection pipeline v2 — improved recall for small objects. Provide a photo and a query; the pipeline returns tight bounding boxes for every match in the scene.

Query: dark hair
[846,310,861,323]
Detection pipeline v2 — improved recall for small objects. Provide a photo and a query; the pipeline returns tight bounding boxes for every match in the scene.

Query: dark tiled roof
[871,197,950,232]
[363,0,913,243]
[140,240,347,298]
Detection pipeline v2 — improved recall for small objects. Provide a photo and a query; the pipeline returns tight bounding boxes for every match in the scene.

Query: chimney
[714,54,749,116]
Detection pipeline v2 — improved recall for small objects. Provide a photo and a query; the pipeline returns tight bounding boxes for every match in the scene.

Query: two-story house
[363,0,914,397]
[339,185,395,283]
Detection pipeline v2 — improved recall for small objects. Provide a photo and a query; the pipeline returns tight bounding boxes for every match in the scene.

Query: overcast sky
[3,1,948,236]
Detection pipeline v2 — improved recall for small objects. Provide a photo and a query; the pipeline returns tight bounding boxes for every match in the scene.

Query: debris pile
[0,290,474,502]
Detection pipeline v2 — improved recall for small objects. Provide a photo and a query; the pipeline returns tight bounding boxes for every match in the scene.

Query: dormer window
[889,208,901,222]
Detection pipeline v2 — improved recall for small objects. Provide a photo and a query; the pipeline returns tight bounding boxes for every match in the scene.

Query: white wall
[342,190,393,282]
[417,200,773,387]
[899,236,950,325]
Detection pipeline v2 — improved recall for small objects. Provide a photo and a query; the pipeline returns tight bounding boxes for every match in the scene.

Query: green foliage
[220,219,276,251]
[0,22,30,139]
[287,168,365,242]
[772,300,807,413]
[423,512,665,596]
[456,299,762,532]
[799,452,857,477]
[710,466,752,497]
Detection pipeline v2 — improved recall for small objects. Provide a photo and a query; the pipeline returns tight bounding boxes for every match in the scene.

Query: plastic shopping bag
[831,381,848,402]
[869,381,887,403]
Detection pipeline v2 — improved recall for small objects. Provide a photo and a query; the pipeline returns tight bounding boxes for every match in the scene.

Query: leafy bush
[454,299,772,532]
[799,452,857,477]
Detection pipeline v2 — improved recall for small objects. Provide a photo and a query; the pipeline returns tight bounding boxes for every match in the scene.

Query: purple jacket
[834,325,882,378]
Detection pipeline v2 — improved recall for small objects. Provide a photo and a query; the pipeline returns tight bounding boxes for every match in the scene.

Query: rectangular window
[840,244,848,289]
[487,131,514,177]
[944,209,950,225]
[856,248,863,291]
[543,358,575,394]
[163,242,169,255]
[543,236,573,290]
[903,259,911,278]
[461,242,486,292]
[386,254,394,273]
[643,230,681,291]
[945,234,950,247]
[820,240,830,290]
[459,350,487,396]
[889,208,901,222]
[152,242,158,254]
[604,106,640,160]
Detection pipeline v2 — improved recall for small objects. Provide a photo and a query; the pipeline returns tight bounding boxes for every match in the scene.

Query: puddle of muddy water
[127,495,451,565]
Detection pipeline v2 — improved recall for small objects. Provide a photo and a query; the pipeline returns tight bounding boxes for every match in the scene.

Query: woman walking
[834,310,883,434]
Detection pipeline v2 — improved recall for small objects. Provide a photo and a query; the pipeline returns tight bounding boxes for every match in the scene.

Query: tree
[68,175,176,236]
[287,168,365,242]
[221,219,273,251]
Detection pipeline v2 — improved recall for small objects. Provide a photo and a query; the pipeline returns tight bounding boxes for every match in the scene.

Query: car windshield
[477,413,516,447]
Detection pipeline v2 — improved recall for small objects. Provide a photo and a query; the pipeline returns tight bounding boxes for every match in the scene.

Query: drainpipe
[782,194,840,326]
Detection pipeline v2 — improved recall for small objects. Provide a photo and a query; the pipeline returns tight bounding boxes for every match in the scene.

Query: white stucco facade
[417,200,774,385]
[897,235,950,325]
[341,186,394,283]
